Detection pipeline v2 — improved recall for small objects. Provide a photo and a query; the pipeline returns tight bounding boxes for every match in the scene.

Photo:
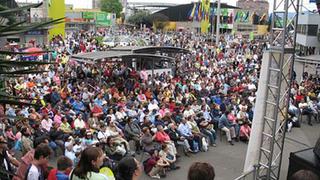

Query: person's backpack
[202,137,208,152]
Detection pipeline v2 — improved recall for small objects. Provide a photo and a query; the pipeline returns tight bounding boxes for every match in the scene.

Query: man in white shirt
[183,105,195,118]
[27,144,51,180]
[74,114,86,130]
[41,115,53,132]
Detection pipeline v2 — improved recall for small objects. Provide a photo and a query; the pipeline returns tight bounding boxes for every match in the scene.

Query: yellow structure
[163,22,177,31]
[153,21,177,32]
[257,25,268,35]
[48,0,66,40]
[200,0,211,33]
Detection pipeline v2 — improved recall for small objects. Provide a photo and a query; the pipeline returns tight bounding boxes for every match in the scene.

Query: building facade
[296,13,320,55]
[92,0,101,9]
[234,0,269,36]
[236,0,269,17]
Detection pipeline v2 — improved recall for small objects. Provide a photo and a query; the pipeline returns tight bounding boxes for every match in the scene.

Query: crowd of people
[0,27,319,180]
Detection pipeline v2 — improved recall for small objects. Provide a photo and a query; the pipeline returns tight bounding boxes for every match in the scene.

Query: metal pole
[215,0,221,45]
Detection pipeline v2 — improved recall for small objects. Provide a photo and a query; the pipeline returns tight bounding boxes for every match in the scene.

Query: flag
[200,0,211,33]
[228,12,233,24]
[234,12,239,22]
[244,11,250,22]
[259,13,267,24]
[198,3,202,21]
[251,11,255,24]
[194,3,199,21]
[249,32,254,41]
[188,3,197,20]
[268,13,272,25]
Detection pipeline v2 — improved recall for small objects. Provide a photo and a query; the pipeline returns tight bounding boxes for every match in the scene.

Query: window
[307,25,318,36]
[297,24,307,34]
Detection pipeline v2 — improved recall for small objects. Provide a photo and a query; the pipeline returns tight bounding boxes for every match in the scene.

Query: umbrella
[23,47,44,56]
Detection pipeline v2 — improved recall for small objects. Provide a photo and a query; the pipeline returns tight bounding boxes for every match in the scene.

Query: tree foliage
[127,10,152,27]
[127,11,170,30]
[100,0,123,18]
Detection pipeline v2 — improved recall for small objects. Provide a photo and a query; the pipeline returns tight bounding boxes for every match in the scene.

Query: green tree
[127,10,152,27]
[100,0,123,18]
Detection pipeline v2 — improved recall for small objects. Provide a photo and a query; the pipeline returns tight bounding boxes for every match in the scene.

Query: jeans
[201,128,216,145]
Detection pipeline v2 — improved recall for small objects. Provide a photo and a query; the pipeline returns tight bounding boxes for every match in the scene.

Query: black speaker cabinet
[287,148,320,180]
[314,137,320,158]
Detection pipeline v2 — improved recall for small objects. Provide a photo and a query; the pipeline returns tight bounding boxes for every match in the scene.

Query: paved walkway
[139,121,320,180]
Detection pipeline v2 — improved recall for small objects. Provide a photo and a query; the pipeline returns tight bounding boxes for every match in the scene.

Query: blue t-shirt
[56,172,69,180]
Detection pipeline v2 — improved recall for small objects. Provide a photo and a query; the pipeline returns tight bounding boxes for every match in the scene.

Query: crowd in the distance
[0,28,318,180]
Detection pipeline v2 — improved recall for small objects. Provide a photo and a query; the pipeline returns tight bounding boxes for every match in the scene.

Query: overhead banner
[83,12,95,19]
[48,0,65,39]
[96,12,111,26]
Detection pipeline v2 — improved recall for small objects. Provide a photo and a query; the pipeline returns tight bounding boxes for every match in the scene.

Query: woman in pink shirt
[239,122,251,142]
[53,111,62,126]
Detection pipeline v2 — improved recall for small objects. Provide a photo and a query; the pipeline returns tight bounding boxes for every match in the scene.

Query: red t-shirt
[155,131,170,143]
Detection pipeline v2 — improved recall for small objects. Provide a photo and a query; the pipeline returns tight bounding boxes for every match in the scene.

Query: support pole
[215,0,221,45]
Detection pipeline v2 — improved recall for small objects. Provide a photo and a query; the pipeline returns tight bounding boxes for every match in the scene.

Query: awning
[296,54,320,64]
[153,3,240,21]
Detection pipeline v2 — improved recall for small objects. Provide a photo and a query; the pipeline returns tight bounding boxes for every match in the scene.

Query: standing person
[70,147,107,180]
[0,135,20,180]
[188,162,215,180]
[116,157,142,180]
[26,144,52,180]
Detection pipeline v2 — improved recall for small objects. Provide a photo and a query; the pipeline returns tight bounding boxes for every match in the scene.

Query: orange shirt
[26,81,35,88]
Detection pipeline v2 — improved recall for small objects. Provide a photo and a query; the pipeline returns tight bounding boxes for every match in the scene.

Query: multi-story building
[296,13,320,55]
[295,13,320,81]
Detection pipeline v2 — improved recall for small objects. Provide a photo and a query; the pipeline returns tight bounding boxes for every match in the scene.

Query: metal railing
[234,165,259,180]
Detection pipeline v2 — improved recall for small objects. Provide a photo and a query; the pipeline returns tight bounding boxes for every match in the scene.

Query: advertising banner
[48,0,65,39]
[83,12,95,19]
[96,12,112,26]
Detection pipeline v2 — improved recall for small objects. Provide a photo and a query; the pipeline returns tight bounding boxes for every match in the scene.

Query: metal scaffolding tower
[256,0,300,179]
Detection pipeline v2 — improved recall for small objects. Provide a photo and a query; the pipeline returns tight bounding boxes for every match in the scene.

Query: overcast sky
[16,0,317,13]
